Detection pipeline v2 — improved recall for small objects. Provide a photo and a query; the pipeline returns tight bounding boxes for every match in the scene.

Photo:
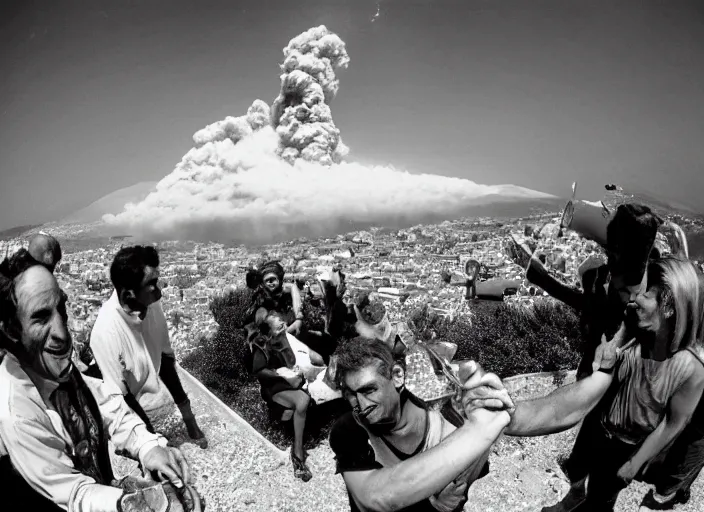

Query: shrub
[209,287,256,329]
[182,324,252,391]
[183,288,583,448]
[441,300,581,378]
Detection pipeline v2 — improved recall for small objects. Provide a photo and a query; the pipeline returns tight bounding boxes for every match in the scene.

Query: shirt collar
[110,290,144,327]
[4,353,60,407]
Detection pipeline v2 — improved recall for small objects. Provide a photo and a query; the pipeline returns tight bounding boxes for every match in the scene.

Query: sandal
[639,488,690,511]
[290,450,312,482]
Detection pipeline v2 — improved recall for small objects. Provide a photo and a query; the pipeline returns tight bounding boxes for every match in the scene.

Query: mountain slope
[61,181,158,224]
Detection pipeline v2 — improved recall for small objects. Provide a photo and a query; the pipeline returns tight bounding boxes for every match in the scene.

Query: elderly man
[28,232,63,272]
[0,249,201,512]
[90,246,206,447]
[329,338,513,512]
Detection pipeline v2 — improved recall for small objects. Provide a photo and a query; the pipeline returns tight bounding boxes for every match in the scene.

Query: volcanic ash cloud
[104,26,551,244]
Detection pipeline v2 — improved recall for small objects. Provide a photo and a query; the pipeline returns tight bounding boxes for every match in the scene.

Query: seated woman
[249,307,314,482]
[499,256,704,512]
[246,260,345,363]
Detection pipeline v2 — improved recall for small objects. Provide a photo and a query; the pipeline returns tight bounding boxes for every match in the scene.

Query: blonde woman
[468,257,704,511]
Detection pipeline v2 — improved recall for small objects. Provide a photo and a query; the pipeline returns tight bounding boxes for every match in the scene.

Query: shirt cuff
[70,483,123,512]
[137,435,169,466]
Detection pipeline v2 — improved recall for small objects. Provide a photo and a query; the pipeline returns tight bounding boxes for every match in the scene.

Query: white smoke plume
[104,26,553,244]
[270,25,350,165]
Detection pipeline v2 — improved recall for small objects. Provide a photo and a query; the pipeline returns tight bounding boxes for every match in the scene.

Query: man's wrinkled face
[135,265,162,308]
[342,362,403,431]
[15,266,73,381]
[262,272,281,294]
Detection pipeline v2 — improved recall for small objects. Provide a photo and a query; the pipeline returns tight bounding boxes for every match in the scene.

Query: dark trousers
[0,456,64,512]
[159,353,188,406]
[570,424,641,512]
[647,426,704,497]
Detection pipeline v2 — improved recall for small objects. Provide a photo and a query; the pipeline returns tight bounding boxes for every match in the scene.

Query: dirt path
[110,369,702,512]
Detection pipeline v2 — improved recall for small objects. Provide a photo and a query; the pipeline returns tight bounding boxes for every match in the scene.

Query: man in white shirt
[90,246,206,447]
[0,249,201,512]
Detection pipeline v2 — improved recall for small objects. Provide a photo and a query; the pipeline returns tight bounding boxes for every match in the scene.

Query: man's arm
[525,257,585,311]
[624,367,704,478]
[89,328,128,395]
[505,370,613,436]
[90,377,190,489]
[0,416,123,512]
[89,377,168,465]
[341,409,510,512]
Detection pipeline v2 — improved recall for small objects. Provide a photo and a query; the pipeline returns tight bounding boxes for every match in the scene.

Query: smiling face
[633,284,670,334]
[262,272,281,294]
[342,361,404,431]
[15,266,74,382]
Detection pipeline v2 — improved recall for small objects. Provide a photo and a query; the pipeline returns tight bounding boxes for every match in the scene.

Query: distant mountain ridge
[60,181,158,224]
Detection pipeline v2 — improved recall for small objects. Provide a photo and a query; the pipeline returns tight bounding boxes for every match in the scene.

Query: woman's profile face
[633,285,667,333]
[262,272,281,294]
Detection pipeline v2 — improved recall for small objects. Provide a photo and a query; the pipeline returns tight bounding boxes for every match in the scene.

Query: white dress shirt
[90,292,173,398]
[0,353,167,512]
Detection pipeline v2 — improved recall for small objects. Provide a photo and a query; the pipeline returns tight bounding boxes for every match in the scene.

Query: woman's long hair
[647,256,702,353]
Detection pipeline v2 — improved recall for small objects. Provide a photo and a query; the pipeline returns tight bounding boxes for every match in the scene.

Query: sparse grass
[181,289,581,449]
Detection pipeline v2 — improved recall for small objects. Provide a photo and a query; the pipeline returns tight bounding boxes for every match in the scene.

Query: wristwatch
[597,365,615,375]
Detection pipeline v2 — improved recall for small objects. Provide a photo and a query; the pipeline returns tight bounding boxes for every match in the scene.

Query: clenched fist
[458,361,515,417]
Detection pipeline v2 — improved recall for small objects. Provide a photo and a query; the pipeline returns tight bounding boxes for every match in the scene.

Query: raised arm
[341,409,510,512]
[621,364,704,481]
[505,369,613,436]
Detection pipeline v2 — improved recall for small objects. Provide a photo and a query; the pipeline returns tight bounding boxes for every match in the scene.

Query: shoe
[184,417,208,449]
[639,488,688,511]
[675,488,690,504]
[291,450,312,482]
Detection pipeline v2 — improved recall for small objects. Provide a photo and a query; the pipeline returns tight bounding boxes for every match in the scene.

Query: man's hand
[617,459,638,485]
[430,479,469,512]
[592,321,628,373]
[286,319,303,336]
[142,446,190,489]
[458,361,515,415]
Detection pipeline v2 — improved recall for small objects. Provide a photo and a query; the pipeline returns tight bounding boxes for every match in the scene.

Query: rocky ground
[110,369,703,512]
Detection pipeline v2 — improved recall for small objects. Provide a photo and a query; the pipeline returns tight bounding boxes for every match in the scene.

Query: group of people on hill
[1,200,704,512]
[0,235,205,511]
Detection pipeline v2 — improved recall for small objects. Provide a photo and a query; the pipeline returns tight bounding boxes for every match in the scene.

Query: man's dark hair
[109,245,160,293]
[335,337,396,389]
[0,249,45,353]
[607,203,662,286]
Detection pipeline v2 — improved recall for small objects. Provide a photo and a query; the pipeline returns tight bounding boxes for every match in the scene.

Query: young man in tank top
[329,338,513,512]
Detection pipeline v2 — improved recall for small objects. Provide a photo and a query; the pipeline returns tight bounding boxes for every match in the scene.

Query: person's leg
[641,431,704,510]
[124,390,155,433]
[159,353,207,447]
[272,390,312,482]
[579,434,637,512]
[543,410,602,512]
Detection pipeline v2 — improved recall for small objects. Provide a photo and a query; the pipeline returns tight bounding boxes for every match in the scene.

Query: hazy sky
[1,0,703,229]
